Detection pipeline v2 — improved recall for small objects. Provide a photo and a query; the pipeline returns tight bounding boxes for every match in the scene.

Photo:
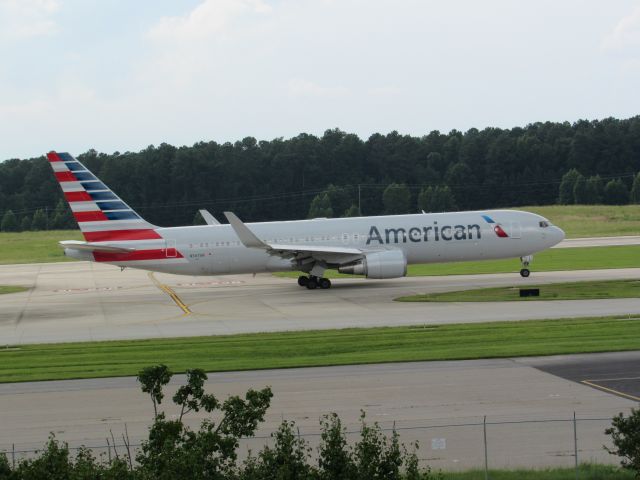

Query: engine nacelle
[338,250,407,279]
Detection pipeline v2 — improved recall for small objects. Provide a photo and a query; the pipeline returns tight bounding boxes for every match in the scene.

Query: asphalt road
[0,353,635,470]
[1,262,640,344]
[524,350,640,402]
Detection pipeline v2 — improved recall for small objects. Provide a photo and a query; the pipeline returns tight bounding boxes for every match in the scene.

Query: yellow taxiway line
[147,272,192,315]
[581,379,640,402]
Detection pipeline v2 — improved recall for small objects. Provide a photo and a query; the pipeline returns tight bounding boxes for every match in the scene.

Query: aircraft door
[166,239,177,257]
[510,222,522,239]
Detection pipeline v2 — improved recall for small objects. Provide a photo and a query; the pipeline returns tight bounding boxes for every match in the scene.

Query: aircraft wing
[224,211,364,264]
[59,240,136,253]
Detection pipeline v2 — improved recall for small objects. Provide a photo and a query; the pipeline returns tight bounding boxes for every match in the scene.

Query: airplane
[48,151,565,289]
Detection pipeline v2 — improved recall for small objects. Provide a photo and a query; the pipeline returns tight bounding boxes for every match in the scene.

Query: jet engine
[338,250,407,279]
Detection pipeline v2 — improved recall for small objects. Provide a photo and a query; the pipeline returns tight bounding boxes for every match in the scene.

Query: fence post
[574,411,578,479]
[11,443,15,469]
[483,415,489,480]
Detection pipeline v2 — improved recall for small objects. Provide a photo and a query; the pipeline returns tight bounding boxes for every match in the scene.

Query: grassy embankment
[441,464,633,480]
[397,279,640,302]
[1,315,639,383]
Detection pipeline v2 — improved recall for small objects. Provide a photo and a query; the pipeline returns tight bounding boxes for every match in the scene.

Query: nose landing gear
[520,255,533,278]
[297,275,331,289]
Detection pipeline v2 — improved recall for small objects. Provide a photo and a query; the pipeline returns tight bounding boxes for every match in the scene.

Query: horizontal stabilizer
[59,240,136,253]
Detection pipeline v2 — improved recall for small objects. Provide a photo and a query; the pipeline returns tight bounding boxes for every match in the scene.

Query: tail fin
[47,151,159,242]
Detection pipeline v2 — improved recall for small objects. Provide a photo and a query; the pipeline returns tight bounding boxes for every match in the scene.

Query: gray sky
[1,0,639,159]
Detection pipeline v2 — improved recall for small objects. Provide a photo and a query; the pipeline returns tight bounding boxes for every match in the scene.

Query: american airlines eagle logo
[482,215,509,238]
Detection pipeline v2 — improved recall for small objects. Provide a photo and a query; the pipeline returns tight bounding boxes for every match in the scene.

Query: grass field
[0,286,28,294]
[397,279,640,302]
[526,204,640,238]
[1,316,639,383]
[441,464,633,480]
[0,230,82,264]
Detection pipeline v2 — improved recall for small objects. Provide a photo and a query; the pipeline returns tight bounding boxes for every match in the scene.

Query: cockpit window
[539,221,550,228]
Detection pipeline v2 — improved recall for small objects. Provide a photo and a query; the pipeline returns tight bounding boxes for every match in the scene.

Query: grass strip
[396,279,640,302]
[1,316,639,383]
[525,204,640,238]
[0,230,82,265]
[0,286,27,295]
[276,244,640,279]
[440,464,633,480]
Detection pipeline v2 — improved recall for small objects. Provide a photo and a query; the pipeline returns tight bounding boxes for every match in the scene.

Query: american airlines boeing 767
[48,151,565,289]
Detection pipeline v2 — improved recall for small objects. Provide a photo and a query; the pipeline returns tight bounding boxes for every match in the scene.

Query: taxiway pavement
[1,262,640,344]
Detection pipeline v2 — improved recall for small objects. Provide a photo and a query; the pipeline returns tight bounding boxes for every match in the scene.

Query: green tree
[308,193,333,218]
[31,209,48,231]
[192,211,206,225]
[326,184,352,217]
[135,365,273,480]
[343,204,361,217]
[606,408,640,476]
[244,420,314,479]
[630,173,640,204]
[1,210,17,232]
[558,169,581,204]
[417,186,457,212]
[50,200,73,230]
[443,162,474,209]
[382,183,411,215]
[317,413,356,480]
[573,173,588,204]
[12,434,132,479]
[353,412,403,480]
[603,179,629,205]
[585,175,604,204]
[20,215,31,232]
[0,453,11,478]
[137,364,172,419]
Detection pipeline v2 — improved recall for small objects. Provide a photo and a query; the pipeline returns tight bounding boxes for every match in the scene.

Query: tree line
[1,116,640,231]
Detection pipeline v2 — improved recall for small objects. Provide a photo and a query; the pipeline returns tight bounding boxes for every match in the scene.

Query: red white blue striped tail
[47,151,160,242]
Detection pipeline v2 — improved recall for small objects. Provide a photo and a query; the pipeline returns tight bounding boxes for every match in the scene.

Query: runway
[0,352,636,470]
[1,262,640,344]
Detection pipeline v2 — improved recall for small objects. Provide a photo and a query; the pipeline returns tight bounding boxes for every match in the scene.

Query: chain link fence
[0,413,622,475]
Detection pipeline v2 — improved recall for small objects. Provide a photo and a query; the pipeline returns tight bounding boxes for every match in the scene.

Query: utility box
[520,288,540,297]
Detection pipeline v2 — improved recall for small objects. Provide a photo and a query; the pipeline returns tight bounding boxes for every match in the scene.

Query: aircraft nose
[553,226,565,245]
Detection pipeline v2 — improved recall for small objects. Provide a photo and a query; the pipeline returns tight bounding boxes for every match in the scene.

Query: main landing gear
[298,275,332,290]
[520,255,533,278]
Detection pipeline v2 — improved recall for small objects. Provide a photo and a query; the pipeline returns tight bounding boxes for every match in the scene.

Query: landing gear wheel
[520,268,530,278]
[319,278,331,289]
[306,277,318,289]
[297,275,309,287]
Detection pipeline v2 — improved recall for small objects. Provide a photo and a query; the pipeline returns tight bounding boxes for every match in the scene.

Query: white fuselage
[66,209,565,276]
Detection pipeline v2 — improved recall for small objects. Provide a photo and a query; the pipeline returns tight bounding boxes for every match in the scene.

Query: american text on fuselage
[366,222,481,245]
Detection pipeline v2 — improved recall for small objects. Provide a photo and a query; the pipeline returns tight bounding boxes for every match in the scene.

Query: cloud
[288,78,349,98]
[147,0,271,43]
[0,0,59,40]
[602,6,640,52]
